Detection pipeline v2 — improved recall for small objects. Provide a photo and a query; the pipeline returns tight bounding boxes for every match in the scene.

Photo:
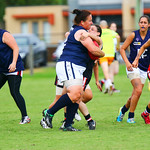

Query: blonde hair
[99,20,108,28]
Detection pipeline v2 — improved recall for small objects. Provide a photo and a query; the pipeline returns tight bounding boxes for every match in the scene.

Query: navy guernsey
[129,30,150,71]
[58,25,90,67]
[0,29,24,73]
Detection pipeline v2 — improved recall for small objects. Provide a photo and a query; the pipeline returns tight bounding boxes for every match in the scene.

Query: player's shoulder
[126,32,135,40]
[76,29,87,34]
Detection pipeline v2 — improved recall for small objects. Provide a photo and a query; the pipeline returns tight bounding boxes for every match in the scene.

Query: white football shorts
[56,61,86,88]
[126,67,147,84]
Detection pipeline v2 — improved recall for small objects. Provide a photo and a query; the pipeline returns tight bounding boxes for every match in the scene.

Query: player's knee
[135,87,142,97]
[85,89,93,99]
[10,89,16,98]
[69,91,82,102]
[86,93,93,101]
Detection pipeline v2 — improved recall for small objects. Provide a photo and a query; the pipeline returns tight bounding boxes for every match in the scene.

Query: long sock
[121,105,129,114]
[65,103,79,128]
[84,114,93,123]
[144,106,150,116]
[47,94,72,115]
[128,112,134,119]
[146,105,150,113]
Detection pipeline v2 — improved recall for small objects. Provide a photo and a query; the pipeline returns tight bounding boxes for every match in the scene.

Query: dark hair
[72,9,91,25]
[109,22,117,27]
[94,24,102,37]
[139,15,150,23]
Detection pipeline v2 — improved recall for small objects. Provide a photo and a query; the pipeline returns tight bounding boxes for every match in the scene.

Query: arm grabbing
[75,30,104,58]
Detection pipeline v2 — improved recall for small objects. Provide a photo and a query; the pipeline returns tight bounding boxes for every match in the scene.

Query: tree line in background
[0,0,67,28]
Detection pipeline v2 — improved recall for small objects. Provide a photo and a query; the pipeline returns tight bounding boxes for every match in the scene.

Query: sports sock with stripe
[47,94,73,115]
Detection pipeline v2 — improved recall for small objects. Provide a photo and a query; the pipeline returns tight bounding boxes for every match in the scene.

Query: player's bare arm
[120,32,135,71]
[93,62,102,91]
[3,32,19,72]
[75,29,105,57]
[116,34,120,51]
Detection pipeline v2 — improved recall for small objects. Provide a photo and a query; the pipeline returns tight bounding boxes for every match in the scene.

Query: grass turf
[0,64,150,150]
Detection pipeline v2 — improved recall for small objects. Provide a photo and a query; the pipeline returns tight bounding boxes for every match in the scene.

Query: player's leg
[79,85,96,130]
[44,62,84,130]
[141,69,150,124]
[126,78,143,123]
[99,59,112,94]
[40,86,63,129]
[7,74,30,124]
[127,68,147,123]
[81,88,93,104]
[108,57,115,94]
[141,102,150,124]
[117,68,140,123]
[117,68,146,123]
[0,73,7,89]
[109,60,120,92]
[109,61,115,84]
[79,101,96,130]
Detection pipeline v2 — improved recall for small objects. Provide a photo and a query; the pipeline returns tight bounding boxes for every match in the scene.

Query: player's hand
[126,62,133,71]
[96,81,102,92]
[132,59,138,68]
[8,62,16,72]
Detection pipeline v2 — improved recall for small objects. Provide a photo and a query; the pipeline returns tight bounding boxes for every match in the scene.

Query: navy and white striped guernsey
[58,25,90,67]
[0,29,24,73]
[129,30,150,71]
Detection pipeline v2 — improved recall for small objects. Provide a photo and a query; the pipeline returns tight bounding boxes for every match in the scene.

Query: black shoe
[63,125,81,131]
[45,113,53,128]
[40,117,50,129]
[60,120,75,130]
[88,120,96,130]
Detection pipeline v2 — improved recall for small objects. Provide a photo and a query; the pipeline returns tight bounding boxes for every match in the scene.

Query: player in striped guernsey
[40,24,103,130]
[42,9,104,131]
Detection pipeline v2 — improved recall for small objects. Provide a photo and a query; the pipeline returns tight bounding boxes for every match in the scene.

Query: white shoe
[105,79,113,95]
[40,117,50,129]
[75,113,81,121]
[19,116,31,124]
[108,85,113,95]
[59,121,65,130]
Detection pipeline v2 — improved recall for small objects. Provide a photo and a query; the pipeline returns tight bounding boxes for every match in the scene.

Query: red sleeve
[88,40,100,60]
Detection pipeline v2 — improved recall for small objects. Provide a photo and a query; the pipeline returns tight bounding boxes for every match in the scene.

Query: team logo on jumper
[133,38,141,45]
[133,42,141,45]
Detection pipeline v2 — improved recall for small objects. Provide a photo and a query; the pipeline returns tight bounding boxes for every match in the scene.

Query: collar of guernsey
[101,29,117,57]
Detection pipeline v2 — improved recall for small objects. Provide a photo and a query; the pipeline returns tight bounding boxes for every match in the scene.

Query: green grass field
[0,64,150,150]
